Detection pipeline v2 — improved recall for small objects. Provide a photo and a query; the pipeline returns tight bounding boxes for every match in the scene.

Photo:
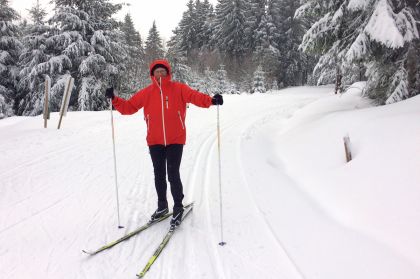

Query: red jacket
[112,59,213,146]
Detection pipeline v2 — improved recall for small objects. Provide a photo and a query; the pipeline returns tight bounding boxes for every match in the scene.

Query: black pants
[149,144,184,210]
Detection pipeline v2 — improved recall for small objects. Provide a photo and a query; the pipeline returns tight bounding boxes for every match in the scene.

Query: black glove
[212,94,223,105]
[105,87,115,99]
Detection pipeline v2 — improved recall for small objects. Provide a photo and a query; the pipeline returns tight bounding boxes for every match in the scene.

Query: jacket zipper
[157,78,167,146]
[178,111,185,130]
[166,96,169,109]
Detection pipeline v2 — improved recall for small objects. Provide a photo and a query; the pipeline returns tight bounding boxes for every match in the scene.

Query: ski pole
[217,103,226,246]
[110,99,124,229]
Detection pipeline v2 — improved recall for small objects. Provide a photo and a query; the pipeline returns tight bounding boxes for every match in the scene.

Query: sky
[9,0,219,42]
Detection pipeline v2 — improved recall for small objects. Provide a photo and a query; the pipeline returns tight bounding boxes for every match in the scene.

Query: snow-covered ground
[1,85,419,279]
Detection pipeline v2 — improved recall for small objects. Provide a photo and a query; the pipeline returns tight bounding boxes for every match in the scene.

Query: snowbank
[275,84,420,268]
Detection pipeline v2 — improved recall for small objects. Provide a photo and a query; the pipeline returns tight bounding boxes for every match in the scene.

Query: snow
[365,0,406,49]
[1,85,419,279]
[332,5,343,23]
[347,0,369,11]
[346,32,368,61]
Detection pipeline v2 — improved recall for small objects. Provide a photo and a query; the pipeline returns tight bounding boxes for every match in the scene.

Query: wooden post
[43,76,50,128]
[335,66,342,94]
[343,135,352,162]
[58,76,74,129]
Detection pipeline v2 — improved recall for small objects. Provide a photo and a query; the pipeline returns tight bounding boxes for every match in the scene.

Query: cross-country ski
[82,203,194,256]
[137,203,194,278]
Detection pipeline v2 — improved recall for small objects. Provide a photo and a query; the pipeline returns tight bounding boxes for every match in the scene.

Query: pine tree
[200,0,216,51]
[167,26,197,85]
[258,0,286,86]
[253,10,280,86]
[145,21,165,63]
[44,0,125,111]
[298,0,419,103]
[167,27,184,64]
[203,67,216,94]
[195,0,213,50]
[178,0,197,57]
[252,65,267,93]
[271,80,279,91]
[298,0,353,92]
[167,0,215,74]
[79,0,126,111]
[0,0,22,118]
[245,0,266,51]
[17,0,50,116]
[212,0,249,78]
[166,47,193,84]
[266,0,282,48]
[276,0,308,86]
[120,13,146,96]
[215,64,227,94]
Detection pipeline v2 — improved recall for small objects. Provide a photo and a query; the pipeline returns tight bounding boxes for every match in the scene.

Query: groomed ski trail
[2,86,417,279]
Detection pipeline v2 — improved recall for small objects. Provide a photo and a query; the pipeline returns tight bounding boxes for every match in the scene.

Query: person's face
[153,68,168,80]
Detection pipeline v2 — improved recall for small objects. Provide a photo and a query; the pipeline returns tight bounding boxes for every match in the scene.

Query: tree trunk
[335,66,342,94]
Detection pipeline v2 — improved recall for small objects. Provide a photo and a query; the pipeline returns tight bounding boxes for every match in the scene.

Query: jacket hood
[149,59,172,81]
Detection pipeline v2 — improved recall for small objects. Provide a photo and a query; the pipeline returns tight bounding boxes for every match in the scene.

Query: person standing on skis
[105,59,223,229]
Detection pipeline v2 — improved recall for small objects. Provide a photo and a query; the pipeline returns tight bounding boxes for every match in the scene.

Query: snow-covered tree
[215,64,228,94]
[17,0,50,116]
[43,0,125,111]
[298,0,419,103]
[202,67,217,94]
[169,56,194,84]
[228,82,241,94]
[266,0,282,48]
[277,0,309,86]
[166,27,193,85]
[245,0,267,51]
[79,29,124,111]
[0,0,22,118]
[177,0,197,57]
[297,0,348,92]
[79,0,125,111]
[200,0,216,52]
[168,0,216,73]
[167,0,316,89]
[251,65,267,93]
[119,13,146,97]
[145,21,165,63]
[195,0,214,50]
[42,5,83,112]
[212,0,249,78]
[253,7,280,85]
[252,0,312,88]
[271,80,279,91]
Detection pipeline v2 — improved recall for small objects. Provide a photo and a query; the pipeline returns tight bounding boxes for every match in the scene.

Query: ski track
[5,88,413,279]
[217,98,318,279]
[139,112,238,279]
[0,92,322,279]
[186,118,237,279]
[235,110,307,279]
[155,94,324,279]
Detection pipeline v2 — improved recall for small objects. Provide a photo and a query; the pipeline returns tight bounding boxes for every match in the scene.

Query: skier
[105,59,223,228]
